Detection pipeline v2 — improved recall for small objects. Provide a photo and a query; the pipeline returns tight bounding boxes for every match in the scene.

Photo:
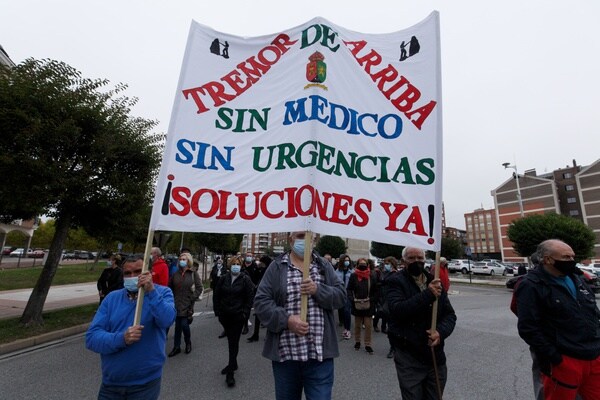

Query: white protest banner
[150,12,443,250]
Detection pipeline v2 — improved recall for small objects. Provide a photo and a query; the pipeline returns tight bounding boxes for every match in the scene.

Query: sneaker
[365,346,373,354]
[342,330,351,340]
[354,342,361,351]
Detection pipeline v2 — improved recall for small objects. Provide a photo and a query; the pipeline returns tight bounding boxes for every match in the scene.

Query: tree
[370,241,404,260]
[441,237,464,260]
[0,59,162,326]
[314,235,346,258]
[506,213,595,261]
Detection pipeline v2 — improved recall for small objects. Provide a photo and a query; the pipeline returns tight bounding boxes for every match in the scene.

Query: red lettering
[236,192,261,220]
[260,190,285,219]
[391,84,421,113]
[169,187,191,216]
[405,101,437,130]
[270,33,298,55]
[216,190,237,220]
[191,189,220,218]
[353,198,372,227]
[399,206,427,235]
[380,202,409,231]
[181,88,210,114]
[295,185,315,216]
[329,193,353,225]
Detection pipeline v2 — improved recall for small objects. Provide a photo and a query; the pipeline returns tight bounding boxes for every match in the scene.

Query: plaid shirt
[278,253,325,362]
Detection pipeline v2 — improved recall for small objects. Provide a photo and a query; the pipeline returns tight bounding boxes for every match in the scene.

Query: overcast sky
[2,0,599,230]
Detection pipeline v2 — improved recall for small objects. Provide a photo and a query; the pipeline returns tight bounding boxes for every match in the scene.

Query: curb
[0,323,90,356]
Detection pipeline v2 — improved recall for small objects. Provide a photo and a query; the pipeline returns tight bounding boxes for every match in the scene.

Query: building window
[563,172,573,179]
[565,184,574,191]
[569,210,580,216]
[567,197,577,204]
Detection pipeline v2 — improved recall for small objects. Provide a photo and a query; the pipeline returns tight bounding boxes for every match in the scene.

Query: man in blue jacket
[516,239,600,400]
[86,255,176,400]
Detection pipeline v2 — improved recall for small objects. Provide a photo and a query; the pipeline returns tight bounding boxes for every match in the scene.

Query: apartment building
[464,208,500,260]
[576,159,600,261]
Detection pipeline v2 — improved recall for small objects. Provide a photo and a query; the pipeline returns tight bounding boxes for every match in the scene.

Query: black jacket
[347,271,378,316]
[516,266,600,372]
[96,267,123,298]
[213,272,255,319]
[385,269,456,365]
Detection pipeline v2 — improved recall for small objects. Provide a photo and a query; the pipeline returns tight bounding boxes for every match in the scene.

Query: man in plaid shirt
[254,232,346,400]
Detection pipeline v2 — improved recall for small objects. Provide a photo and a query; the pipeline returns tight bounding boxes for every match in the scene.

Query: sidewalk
[0,282,98,320]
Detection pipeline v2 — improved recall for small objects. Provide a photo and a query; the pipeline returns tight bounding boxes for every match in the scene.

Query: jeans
[98,377,161,400]
[272,358,334,400]
[173,316,190,348]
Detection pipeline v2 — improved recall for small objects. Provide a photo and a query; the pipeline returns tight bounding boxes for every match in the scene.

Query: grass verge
[0,304,96,345]
[0,264,103,291]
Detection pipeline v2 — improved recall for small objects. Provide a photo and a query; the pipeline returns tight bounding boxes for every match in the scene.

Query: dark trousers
[393,346,447,400]
[337,298,351,330]
[250,313,261,338]
[173,316,190,348]
[219,314,245,369]
[373,311,387,331]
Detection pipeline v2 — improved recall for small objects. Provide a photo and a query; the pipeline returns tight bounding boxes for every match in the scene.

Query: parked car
[62,250,77,260]
[9,248,33,257]
[508,267,600,294]
[471,261,506,276]
[30,249,45,258]
[2,246,16,255]
[502,263,516,275]
[578,263,600,277]
[580,268,600,293]
[448,259,472,274]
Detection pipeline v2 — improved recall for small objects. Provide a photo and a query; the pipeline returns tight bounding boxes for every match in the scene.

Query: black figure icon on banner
[399,36,420,61]
[210,38,230,59]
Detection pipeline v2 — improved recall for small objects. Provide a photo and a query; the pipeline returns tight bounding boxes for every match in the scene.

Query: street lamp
[502,162,525,217]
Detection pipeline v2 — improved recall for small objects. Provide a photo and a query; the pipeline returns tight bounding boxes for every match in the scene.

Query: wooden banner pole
[430,251,441,331]
[300,231,313,322]
[133,229,155,326]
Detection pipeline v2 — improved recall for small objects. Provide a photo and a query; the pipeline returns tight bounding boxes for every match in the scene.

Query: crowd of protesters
[90,241,457,399]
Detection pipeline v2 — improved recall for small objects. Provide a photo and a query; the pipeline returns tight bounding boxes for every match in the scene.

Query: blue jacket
[86,285,176,386]
[516,266,600,372]
[254,252,346,362]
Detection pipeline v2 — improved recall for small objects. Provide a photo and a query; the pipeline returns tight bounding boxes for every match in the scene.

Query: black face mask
[407,261,425,276]
[552,259,577,275]
[357,264,368,271]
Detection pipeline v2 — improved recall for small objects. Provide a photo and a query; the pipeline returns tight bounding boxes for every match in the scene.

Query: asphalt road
[0,284,536,399]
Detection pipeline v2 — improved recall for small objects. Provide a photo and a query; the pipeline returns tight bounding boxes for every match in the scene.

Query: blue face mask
[384,264,392,272]
[344,261,350,267]
[292,239,305,257]
[124,277,139,292]
[245,257,253,263]
[179,260,187,268]
[231,265,241,275]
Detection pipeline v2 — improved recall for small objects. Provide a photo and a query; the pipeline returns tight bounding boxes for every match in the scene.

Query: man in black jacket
[516,239,600,399]
[386,246,456,400]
